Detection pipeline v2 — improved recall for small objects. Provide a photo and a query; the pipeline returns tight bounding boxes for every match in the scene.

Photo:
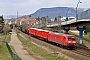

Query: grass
[17,33,67,60]
[0,34,12,60]
[69,31,90,43]
[0,34,5,40]
[83,36,90,42]
[6,34,11,42]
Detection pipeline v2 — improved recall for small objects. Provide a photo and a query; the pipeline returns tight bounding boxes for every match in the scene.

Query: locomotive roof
[50,32,75,37]
[50,32,64,36]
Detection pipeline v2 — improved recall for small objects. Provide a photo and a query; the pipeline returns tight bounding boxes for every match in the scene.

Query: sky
[0,0,90,17]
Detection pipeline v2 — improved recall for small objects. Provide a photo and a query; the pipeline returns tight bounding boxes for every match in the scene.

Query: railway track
[16,29,90,60]
[71,47,90,57]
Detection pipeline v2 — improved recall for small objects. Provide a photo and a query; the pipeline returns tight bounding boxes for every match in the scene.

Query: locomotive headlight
[73,42,76,44]
[68,41,71,43]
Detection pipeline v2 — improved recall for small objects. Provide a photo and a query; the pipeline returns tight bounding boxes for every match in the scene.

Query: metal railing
[6,42,22,60]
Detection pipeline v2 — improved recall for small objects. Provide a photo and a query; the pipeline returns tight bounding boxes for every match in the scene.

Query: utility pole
[58,15,61,32]
[16,11,19,32]
[17,11,18,25]
[17,11,18,18]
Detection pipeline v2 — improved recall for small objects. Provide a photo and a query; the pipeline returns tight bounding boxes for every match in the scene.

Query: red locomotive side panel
[48,32,66,45]
[55,35,66,45]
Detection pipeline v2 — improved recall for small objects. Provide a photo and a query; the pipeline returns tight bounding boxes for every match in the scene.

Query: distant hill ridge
[27,7,88,18]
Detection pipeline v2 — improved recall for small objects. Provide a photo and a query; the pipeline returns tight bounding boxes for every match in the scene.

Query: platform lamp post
[76,0,82,21]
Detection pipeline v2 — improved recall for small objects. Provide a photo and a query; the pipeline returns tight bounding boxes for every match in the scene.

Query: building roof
[20,17,26,22]
[20,17,36,24]
[29,18,36,24]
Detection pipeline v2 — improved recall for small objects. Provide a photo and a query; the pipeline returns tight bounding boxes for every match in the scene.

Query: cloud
[0,2,6,6]
[0,0,82,8]
[0,0,90,16]
[19,0,42,6]
[0,0,29,3]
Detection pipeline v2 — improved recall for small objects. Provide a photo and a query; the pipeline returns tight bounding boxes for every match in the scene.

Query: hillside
[27,7,88,18]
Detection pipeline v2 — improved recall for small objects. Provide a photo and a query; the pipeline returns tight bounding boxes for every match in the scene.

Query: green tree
[41,17,47,29]
[36,16,41,21]
[10,24,13,29]
[84,26,90,34]
[0,16,5,33]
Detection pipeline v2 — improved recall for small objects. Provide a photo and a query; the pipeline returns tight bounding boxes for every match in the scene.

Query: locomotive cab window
[68,36,75,40]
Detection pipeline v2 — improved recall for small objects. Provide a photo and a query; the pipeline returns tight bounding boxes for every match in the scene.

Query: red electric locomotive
[48,32,76,48]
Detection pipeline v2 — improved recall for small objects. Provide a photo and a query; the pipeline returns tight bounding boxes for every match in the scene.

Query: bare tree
[3,24,11,34]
